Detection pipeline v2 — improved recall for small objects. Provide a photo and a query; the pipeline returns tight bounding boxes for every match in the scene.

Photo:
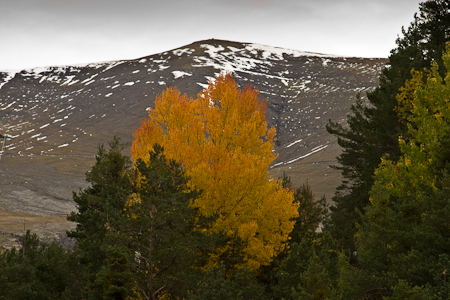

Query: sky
[0,0,422,70]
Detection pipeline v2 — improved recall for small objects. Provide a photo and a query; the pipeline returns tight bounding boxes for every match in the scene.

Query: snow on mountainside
[0,39,387,246]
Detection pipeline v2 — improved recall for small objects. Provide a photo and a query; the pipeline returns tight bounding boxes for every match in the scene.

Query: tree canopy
[131,73,298,271]
[326,0,450,259]
[356,44,450,298]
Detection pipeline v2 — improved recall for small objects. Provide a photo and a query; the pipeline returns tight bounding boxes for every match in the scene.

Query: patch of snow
[194,44,294,81]
[322,58,332,66]
[84,79,95,86]
[286,139,303,148]
[245,43,342,60]
[103,61,125,72]
[68,80,79,86]
[0,70,18,90]
[172,70,192,79]
[272,162,283,167]
[100,76,116,81]
[81,73,98,84]
[284,145,328,165]
[197,83,209,89]
[173,48,194,56]
[61,75,76,86]
[0,101,16,110]
[28,66,53,74]
[123,82,135,86]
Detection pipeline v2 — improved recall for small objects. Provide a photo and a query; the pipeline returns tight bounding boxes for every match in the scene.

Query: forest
[1,1,450,299]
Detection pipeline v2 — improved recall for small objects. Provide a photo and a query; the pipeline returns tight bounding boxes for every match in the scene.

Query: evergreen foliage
[326,0,450,258]
[0,231,79,299]
[355,45,450,298]
[188,266,268,300]
[118,144,204,299]
[290,181,328,244]
[279,173,328,244]
[273,231,366,300]
[66,138,207,299]
[67,136,135,298]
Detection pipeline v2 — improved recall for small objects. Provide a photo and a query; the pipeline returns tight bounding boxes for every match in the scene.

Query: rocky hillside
[0,39,387,247]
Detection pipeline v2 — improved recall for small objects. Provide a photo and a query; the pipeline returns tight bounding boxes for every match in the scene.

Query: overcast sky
[0,0,421,70]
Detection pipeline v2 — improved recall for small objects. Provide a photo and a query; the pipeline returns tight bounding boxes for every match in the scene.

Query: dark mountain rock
[0,39,387,246]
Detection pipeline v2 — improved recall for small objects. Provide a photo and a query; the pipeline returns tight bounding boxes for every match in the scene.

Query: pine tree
[67,136,134,299]
[356,44,450,298]
[67,139,207,299]
[326,0,450,259]
[289,181,328,244]
[119,144,204,300]
[188,266,269,300]
[0,231,79,300]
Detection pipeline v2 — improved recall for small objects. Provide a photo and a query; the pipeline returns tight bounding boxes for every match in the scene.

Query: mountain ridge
[0,39,366,74]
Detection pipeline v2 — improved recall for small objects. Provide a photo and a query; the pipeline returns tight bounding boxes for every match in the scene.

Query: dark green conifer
[0,231,78,299]
[355,49,450,298]
[118,144,204,300]
[67,136,133,299]
[67,139,206,299]
[326,0,450,258]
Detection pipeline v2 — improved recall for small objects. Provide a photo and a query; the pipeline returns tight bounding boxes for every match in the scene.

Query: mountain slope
[0,39,387,246]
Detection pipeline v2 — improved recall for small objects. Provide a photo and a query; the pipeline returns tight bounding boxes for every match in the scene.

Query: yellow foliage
[395,68,428,120]
[131,73,298,271]
[124,193,141,219]
[125,287,144,300]
[370,43,450,208]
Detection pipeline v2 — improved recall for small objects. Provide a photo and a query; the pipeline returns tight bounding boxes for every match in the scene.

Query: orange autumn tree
[131,73,298,271]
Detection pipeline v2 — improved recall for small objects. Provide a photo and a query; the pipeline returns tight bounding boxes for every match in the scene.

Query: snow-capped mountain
[0,39,387,245]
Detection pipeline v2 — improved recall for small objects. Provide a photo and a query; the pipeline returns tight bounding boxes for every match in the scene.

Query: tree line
[1,0,450,298]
